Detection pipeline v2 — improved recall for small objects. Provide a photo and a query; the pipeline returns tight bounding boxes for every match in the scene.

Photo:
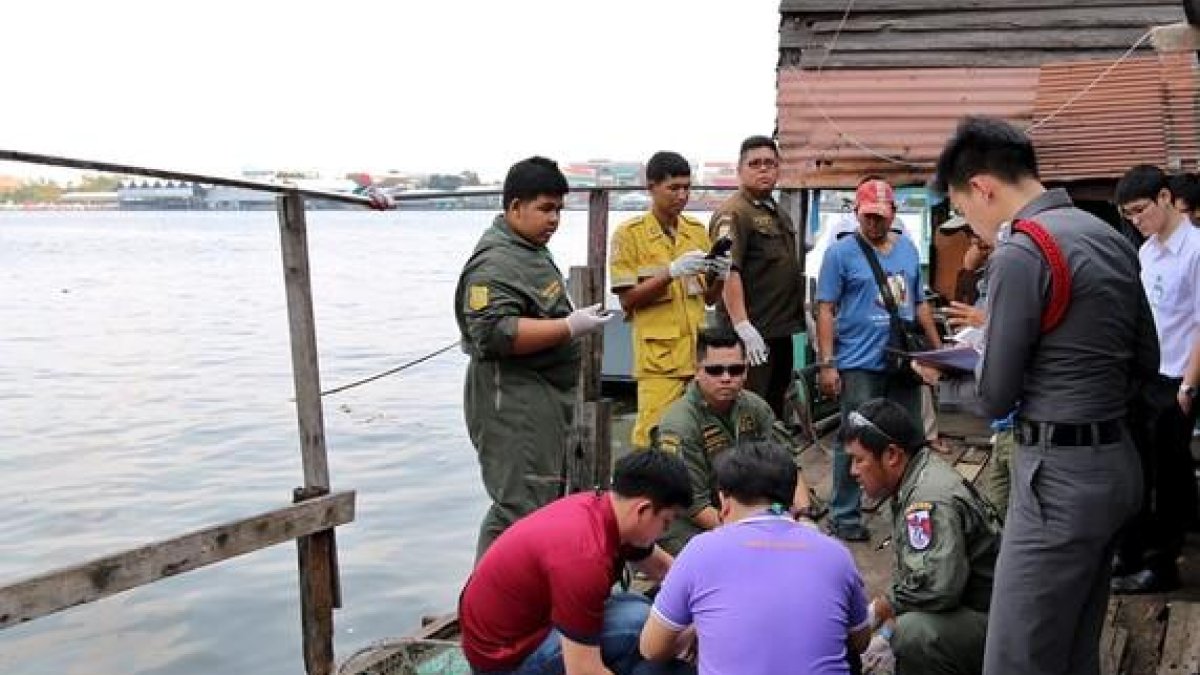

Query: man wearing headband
[844,398,1001,675]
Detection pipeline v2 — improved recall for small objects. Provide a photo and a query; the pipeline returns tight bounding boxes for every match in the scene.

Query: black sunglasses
[702,363,748,377]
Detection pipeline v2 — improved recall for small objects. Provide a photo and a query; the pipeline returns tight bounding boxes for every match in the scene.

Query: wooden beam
[1152,22,1200,50]
[798,6,1179,34]
[1158,602,1200,674]
[587,189,610,271]
[277,193,340,675]
[0,491,355,630]
[781,0,1175,11]
[278,194,331,490]
[782,26,1153,52]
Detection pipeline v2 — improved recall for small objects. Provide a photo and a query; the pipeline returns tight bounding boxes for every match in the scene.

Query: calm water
[0,209,627,675]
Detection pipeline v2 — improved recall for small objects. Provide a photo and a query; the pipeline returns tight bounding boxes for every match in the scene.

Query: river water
[0,208,634,675]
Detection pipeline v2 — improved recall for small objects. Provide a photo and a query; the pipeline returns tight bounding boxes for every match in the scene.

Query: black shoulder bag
[853,234,928,382]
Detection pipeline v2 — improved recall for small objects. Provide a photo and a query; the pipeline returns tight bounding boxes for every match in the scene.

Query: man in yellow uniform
[610,151,730,449]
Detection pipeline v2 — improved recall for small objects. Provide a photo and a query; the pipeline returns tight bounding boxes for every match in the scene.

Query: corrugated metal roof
[777,67,1038,188]
[1030,55,1200,180]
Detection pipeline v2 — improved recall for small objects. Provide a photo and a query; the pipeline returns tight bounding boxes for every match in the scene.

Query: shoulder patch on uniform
[905,501,933,514]
[738,413,757,434]
[713,214,734,240]
[657,433,681,455]
[906,508,934,551]
[468,284,489,311]
[539,279,563,300]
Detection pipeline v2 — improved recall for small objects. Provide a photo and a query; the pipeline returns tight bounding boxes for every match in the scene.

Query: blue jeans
[830,369,921,530]
[479,593,694,675]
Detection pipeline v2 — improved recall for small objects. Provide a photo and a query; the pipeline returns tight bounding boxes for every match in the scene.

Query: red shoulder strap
[1010,219,1071,334]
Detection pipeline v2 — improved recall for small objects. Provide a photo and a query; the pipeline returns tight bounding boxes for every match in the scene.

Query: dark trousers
[1118,375,1200,577]
[982,425,1142,675]
[746,336,794,419]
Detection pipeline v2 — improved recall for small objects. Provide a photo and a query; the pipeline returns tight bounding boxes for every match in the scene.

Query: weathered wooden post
[277,192,340,675]
[568,188,612,492]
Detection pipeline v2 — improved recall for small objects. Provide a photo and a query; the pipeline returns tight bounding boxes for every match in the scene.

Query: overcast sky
[1,1,780,181]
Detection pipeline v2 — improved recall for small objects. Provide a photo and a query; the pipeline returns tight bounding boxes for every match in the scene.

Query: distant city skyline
[1,2,778,184]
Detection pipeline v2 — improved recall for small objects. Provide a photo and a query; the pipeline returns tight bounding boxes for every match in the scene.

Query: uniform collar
[1013,188,1073,221]
[492,213,543,252]
[685,380,742,419]
[893,447,931,509]
[738,187,777,213]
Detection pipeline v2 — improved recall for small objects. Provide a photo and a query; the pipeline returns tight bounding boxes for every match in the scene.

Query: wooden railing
[0,148,812,674]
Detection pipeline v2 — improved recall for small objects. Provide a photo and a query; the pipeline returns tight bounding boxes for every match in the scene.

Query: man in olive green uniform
[845,398,1000,675]
[709,135,805,419]
[454,157,613,559]
[653,329,814,554]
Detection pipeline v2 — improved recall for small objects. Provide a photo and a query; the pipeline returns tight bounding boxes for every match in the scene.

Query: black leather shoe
[827,522,870,542]
[1111,569,1181,595]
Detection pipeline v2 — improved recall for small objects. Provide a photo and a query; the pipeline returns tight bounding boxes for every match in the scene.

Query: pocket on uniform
[637,324,686,376]
[1017,454,1046,525]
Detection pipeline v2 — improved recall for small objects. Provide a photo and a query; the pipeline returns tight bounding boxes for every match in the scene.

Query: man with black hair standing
[933,117,1158,675]
[708,136,805,419]
[455,156,614,559]
[1112,164,1200,593]
[845,398,1000,675]
[640,439,870,675]
[611,151,729,450]
[461,451,695,675]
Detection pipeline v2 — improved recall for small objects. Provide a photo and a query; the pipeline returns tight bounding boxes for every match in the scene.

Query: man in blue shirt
[816,178,942,541]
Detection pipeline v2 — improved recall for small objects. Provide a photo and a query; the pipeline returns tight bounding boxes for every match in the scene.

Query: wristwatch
[1182,383,1198,398]
[818,358,836,369]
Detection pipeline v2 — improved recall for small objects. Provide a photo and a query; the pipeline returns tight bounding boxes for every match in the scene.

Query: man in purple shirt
[639,440,871,675]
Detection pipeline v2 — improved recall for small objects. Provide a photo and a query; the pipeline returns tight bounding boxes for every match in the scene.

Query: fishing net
[337,638,471,675]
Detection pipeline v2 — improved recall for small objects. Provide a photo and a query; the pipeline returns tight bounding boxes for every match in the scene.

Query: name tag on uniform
[468,285,489,311]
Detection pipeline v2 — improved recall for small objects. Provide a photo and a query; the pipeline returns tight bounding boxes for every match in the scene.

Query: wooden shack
[775,0,1197,298]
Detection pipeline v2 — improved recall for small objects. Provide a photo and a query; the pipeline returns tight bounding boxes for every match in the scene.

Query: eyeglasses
[702,363,748,377]
[1120,199,1157,221]
[846,410,899,446]
[745,158,779,170]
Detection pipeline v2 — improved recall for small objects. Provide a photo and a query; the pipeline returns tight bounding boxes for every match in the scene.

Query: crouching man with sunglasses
[651,329,815,555]
[845,398,1001,675]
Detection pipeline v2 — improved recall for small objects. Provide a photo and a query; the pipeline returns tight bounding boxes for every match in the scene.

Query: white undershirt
[1139,219,1200,379]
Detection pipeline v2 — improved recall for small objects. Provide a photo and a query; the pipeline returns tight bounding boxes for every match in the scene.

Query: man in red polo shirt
[460,451,694,675]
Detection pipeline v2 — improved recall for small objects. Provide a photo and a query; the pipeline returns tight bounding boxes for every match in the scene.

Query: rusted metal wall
[1032,54,1200,179]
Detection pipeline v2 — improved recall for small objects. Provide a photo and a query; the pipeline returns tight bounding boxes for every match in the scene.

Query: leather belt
[1015,419,1123,447]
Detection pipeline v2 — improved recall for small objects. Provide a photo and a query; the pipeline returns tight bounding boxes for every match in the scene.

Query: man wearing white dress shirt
[1113,165,1200,593]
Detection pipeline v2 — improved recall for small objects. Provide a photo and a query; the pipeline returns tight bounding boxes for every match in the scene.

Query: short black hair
[713,440,798,508]
[696,327,744,361]
[739,135,780,163]
[502,156,569,211]
[646,151,692,184]
[1168,172,1200,211]
[932,116,1039,195]
[841,398,923,457]
[1115,164,1168,206]
[611,450,693,510]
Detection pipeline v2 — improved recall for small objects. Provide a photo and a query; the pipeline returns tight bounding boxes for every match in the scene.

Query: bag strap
[1010,219,1072,334]
[853,233,902,320]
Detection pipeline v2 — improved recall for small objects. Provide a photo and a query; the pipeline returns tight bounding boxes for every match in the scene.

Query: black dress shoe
[1111,569,1181,595]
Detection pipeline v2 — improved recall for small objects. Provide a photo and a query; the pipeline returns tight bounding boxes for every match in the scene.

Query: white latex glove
[733,321,769,366]
[668,250,708,278]
[707,255,732,280]
[364,188,394,210]
[565,303,613,338]
[861,633,896,675]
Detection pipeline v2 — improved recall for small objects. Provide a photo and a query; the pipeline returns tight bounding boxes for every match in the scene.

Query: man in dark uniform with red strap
[934,117,1159,675]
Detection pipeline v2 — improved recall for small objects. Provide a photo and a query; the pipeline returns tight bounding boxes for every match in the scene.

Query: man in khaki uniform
[845,398,1001,675]
[654,329,815,554]
[454,157,613,559]
[610,151,729,449]
[709,135,805,420]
